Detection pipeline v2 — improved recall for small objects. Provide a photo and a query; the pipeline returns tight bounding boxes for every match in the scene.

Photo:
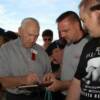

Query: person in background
[0,28,7,47]
[46,39,65,100]
[0,29,18,100]
[0,17,51,100]
[0,28,18,47]
[46,40,65,79]
[43,11,88,98]
[42,29,53,50]
[66,0,100,100]
[5,30,18,41]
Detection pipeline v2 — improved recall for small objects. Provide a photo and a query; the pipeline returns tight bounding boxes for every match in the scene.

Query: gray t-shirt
[0,38,51,94]
[61,38,88,80]
[61,38,88,95]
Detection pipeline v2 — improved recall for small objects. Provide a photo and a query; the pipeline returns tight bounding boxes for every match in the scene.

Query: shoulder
[72,37,89,50]
[0,39,18,53]
[83,38,98,48]
[34,43,45,51]
[1,38,18,47]
[76,37,88,47]
[34,43,47,55]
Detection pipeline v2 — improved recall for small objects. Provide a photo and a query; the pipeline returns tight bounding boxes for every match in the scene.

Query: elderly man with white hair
[0,17,51,100]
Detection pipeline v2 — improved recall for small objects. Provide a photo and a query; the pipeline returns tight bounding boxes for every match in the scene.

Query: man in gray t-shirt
[43,11,88,96]
[61,38,88,81]
[0,17,51,100]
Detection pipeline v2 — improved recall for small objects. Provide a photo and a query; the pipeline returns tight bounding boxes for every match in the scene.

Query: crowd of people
[0,0,100,100]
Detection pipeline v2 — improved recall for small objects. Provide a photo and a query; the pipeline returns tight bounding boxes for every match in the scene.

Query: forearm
[60,80,72,91]
[0,76,26,89]
[66,78,80,100]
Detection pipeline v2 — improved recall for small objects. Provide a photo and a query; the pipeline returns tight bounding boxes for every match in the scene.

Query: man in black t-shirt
[66,0,100,100]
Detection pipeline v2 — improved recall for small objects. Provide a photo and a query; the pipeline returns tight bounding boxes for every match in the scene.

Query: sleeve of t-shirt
[74,44,88,80]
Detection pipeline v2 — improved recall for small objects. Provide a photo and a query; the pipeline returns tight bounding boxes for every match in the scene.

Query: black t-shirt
[75,38,100,100]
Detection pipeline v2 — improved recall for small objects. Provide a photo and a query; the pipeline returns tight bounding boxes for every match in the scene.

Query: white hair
[21,17,40,30]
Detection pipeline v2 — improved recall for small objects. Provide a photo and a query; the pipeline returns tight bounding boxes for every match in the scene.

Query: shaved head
[21,17,40,30]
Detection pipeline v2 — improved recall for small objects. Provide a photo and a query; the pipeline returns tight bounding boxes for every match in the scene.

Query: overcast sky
[0,0,81,45]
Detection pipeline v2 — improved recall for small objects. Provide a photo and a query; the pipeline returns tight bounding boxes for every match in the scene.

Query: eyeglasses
[43,38,52,41]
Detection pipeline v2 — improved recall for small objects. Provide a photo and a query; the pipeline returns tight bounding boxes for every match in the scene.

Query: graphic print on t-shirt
[82,57,100,85]
[81,46,100,99]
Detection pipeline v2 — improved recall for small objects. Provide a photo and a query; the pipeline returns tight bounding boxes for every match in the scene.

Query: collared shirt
[0,38,51,94]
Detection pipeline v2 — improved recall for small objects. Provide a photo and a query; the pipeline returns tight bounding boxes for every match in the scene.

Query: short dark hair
[56,11,80,23]
[56,11,82,29]
[5,31,18,41]
[46,40,65,56]
[42,29,53,39]
[0,28,5,36]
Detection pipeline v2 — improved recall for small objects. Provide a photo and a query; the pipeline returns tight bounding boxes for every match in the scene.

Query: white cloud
[39,0,57,4]
[31,0,57,5]
[16,0,58,9]
[0,4,19,32]
[8,0,45,5]
[53,0,79,13]
[0,4,6,15]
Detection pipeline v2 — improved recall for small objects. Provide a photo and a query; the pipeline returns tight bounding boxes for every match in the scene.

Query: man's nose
[60,32,66,38]
[30,37,36,42]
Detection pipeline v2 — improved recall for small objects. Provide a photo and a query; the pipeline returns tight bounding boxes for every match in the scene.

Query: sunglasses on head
[43,38,52,41]
[90,4,100,11]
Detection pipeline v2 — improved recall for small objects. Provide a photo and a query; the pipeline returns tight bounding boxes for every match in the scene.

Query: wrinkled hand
[23,73,39,85]
[43,72,55,82]
[43,73,62,92]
